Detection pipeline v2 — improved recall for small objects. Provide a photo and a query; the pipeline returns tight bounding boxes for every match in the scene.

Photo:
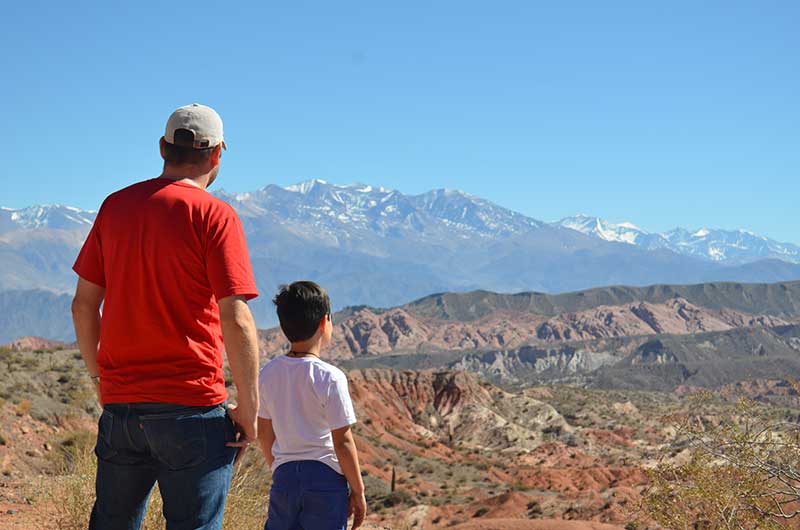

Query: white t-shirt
[258,355,357,474]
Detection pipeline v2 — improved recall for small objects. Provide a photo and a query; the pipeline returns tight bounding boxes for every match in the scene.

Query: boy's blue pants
[265,460,350,530]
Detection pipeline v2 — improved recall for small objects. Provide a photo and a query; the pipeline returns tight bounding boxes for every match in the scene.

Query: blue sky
[1,1,798,243]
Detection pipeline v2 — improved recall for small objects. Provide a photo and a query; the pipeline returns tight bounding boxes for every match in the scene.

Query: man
[71,103,260,530]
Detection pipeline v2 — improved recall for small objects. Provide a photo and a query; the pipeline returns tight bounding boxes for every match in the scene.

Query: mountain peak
[557,215,649,246]
[284,179,329,194]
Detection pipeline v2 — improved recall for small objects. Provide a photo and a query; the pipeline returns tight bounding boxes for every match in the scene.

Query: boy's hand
[349,490,366,529]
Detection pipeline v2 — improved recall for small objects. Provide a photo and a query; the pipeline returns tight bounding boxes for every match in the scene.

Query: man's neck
[158,167,213,189]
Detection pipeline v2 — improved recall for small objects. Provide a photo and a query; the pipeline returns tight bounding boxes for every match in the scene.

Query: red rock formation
[258,298,790,359]
[3,336,68,352]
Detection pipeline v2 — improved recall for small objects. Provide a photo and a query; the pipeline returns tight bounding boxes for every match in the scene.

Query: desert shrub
[562,433,579,447]
[44,429,98,530]
[372,489,418,509]
[640,392,800,529]
[527,499,543,517]
[472,507,489,517]
[22,357,39,369]
[541,424,563,439]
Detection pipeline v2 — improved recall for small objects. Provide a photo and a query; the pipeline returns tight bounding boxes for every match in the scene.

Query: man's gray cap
[164,103,227,149]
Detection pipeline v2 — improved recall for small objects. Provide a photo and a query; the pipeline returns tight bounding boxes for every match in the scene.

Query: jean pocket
[94,410,118,461]
[301,489,349,527]
[141,412,207,470]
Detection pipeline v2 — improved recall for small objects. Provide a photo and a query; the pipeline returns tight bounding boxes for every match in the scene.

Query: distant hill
[404,280,800,321]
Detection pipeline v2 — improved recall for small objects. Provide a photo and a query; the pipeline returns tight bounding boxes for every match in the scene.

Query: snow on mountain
[0,204,96,231]
[558,215,648,245]
[215,180,542,241]
[555,215,673,251]
[661,227,800,264]
[556,215,800,264]
[411,188,543,234]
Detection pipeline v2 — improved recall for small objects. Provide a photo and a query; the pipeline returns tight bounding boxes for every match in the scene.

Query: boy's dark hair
[163,128,216,165]
[273,281,331,342]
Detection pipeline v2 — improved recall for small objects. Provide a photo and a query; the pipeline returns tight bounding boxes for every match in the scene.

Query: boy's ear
[319,313,332,333]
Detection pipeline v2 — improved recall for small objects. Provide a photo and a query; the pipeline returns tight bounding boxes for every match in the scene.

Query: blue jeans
[265,460,349,530]
[88,402,238,530]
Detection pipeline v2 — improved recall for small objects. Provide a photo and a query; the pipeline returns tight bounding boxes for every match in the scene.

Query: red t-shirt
[73,177,258,406]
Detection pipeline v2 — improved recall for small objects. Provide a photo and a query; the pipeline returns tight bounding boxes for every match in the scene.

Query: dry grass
[39,429,271,530]
[15,398,31,416]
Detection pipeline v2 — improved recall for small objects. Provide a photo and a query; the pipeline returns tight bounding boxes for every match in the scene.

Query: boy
[257,281,366,530]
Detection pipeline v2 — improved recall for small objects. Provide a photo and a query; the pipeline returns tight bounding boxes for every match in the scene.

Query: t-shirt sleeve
[325,371,357,431]
[205,205,259,301]
[72,216,106,287]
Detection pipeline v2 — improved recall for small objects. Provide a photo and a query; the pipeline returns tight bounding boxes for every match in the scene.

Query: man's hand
[226,403,257,465]
[348,490,366,529]
[226,403,257,454]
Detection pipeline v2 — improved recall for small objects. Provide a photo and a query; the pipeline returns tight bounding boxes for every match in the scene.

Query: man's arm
[256,417,275,467]
[71,278,105,403]
[332,425,366,529]
[219,295,260,447]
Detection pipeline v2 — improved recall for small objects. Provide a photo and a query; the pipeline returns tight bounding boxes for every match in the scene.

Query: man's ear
[210,143,222,167]
[159,137,167,161]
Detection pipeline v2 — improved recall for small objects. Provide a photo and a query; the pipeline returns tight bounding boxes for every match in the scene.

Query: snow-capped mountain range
[556,214,800,265]
[5,180,791,265]
[215,179,544,248]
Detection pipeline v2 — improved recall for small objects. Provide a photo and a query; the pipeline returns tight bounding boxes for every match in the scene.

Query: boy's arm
[332,425,366,529]
[257,417,275,467]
